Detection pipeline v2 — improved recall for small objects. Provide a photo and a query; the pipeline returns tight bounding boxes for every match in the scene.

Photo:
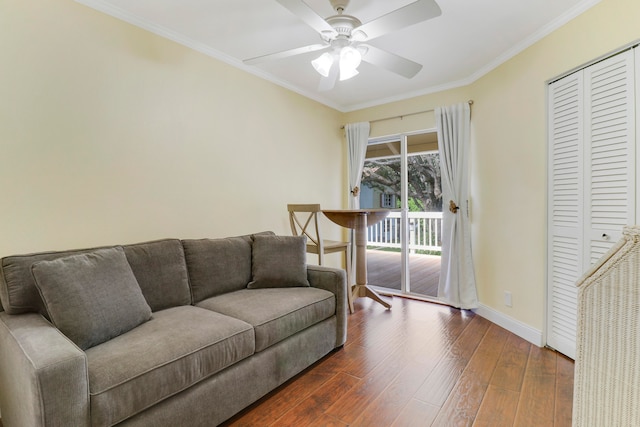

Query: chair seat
[306,240,348,255]
[287,203,354,313]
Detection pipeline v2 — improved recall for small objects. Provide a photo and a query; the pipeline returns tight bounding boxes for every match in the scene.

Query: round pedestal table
[322,209,392,311]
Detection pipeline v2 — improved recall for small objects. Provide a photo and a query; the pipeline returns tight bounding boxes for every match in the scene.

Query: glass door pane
[360,140,403,293]
[361,133,442,300]
[406,133,442,298]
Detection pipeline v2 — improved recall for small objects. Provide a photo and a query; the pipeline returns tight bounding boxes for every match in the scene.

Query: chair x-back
[287,204,353,313]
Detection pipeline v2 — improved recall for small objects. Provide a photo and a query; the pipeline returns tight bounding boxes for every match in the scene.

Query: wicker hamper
[573,225,640,426]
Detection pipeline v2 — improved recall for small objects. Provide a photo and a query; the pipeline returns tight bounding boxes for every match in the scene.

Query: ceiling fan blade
[354,0,441,41]
[361,45,422,78]
[244,44,328,65]
[318,62,339,91]
[275,0,337,36]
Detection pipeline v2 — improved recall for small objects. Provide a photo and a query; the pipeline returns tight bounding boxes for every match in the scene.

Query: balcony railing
[367,211,443,253]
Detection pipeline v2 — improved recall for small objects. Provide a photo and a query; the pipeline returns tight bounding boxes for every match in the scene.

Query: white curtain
[436,103,478,309]
[345,122,370,209]
[345,122,370,283]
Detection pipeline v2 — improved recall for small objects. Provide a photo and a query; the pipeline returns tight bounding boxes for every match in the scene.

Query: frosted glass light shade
[340,46,361,69]
[339,46,361,81]
[311,52,334,77]
[339,64,359,80]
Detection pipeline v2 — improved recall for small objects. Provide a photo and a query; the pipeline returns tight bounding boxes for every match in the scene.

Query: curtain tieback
[449,200,460,214]
[351,186,360,196]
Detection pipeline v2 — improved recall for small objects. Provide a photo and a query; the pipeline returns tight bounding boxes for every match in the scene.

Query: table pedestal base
[351,284,391,309]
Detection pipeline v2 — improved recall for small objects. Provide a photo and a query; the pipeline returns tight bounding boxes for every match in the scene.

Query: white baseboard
[473,303,544,347]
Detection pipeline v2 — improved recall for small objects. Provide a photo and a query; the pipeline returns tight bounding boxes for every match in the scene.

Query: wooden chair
[287,204,354,313]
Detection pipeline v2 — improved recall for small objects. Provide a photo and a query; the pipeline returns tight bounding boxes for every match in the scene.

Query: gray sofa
[0,232,347,426]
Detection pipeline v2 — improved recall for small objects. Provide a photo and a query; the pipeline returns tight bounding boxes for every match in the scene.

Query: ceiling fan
[244,0,442,90]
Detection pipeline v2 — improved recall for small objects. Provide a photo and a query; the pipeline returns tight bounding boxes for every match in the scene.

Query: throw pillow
[31,247,152,350]
[248,235,310,288]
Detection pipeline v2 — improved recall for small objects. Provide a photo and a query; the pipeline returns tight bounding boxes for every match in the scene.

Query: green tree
[361,153,442,212]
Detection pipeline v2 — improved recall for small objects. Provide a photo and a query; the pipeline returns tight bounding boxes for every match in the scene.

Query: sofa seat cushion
[197,287,335,352]
[85,306,254,427]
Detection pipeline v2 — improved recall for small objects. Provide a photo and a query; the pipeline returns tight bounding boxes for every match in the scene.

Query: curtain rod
[341,99,474,129]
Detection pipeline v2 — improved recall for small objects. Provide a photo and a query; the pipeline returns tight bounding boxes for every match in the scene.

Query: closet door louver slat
[547,71,583,359]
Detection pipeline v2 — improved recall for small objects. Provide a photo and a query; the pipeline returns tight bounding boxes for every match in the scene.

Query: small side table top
[321,209,391,229]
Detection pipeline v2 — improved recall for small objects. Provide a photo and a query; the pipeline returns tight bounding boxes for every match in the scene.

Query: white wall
[0,0,345,262]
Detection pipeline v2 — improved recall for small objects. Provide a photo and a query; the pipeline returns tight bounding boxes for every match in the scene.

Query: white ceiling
[77,0,600,112]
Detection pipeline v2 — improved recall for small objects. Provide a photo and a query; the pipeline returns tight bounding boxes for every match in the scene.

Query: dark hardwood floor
[223,297,574,427]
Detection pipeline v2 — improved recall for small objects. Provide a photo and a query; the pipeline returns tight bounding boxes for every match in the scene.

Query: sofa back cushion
[0,239,190,316]
[123,239,191,311]
[182,236,253,303]
[248,235,310,289]
[1,246,109,316]
[32,247,153,350]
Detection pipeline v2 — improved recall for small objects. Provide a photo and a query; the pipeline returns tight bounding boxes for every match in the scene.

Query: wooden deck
[366,249,440,298]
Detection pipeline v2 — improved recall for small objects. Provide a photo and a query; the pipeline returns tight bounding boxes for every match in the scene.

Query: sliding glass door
[360,132,442,299]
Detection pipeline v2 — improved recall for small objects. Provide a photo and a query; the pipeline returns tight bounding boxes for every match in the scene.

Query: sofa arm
[0,312,89,427]
[307,265,347,347]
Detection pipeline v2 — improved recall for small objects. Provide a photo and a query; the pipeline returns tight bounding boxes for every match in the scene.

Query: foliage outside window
[361,153,442,212]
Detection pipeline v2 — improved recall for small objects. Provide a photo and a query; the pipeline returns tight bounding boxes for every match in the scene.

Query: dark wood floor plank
[554,354,575,427]
[414,315,492,406]
[490,333,531,392]
[306,414,349,427]
[526,344,557,377]
[222,371,335,426]
[513,374,556,426]
[391,399,440,427]
[473,386,520,427]
[431,372,489,427]
[268,372,360,427]
[349,360,434,427]
[415,355,469,407]
[463,324,510,384]
[429,324,510,426]
[312,344,368,377]
[323,347,410,424]
[512,345,559,426]
[447,315,493,362]
[349,314,458,427]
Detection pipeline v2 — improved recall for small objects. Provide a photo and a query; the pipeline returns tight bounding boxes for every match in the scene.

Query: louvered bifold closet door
[547,71,584,359]
[583,50,636,265]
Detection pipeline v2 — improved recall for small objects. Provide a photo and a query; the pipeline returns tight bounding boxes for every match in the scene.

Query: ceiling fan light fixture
[340,45,361,69]
[338,45,361,81]
[312,52,334,77]
[339,63,359,81]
